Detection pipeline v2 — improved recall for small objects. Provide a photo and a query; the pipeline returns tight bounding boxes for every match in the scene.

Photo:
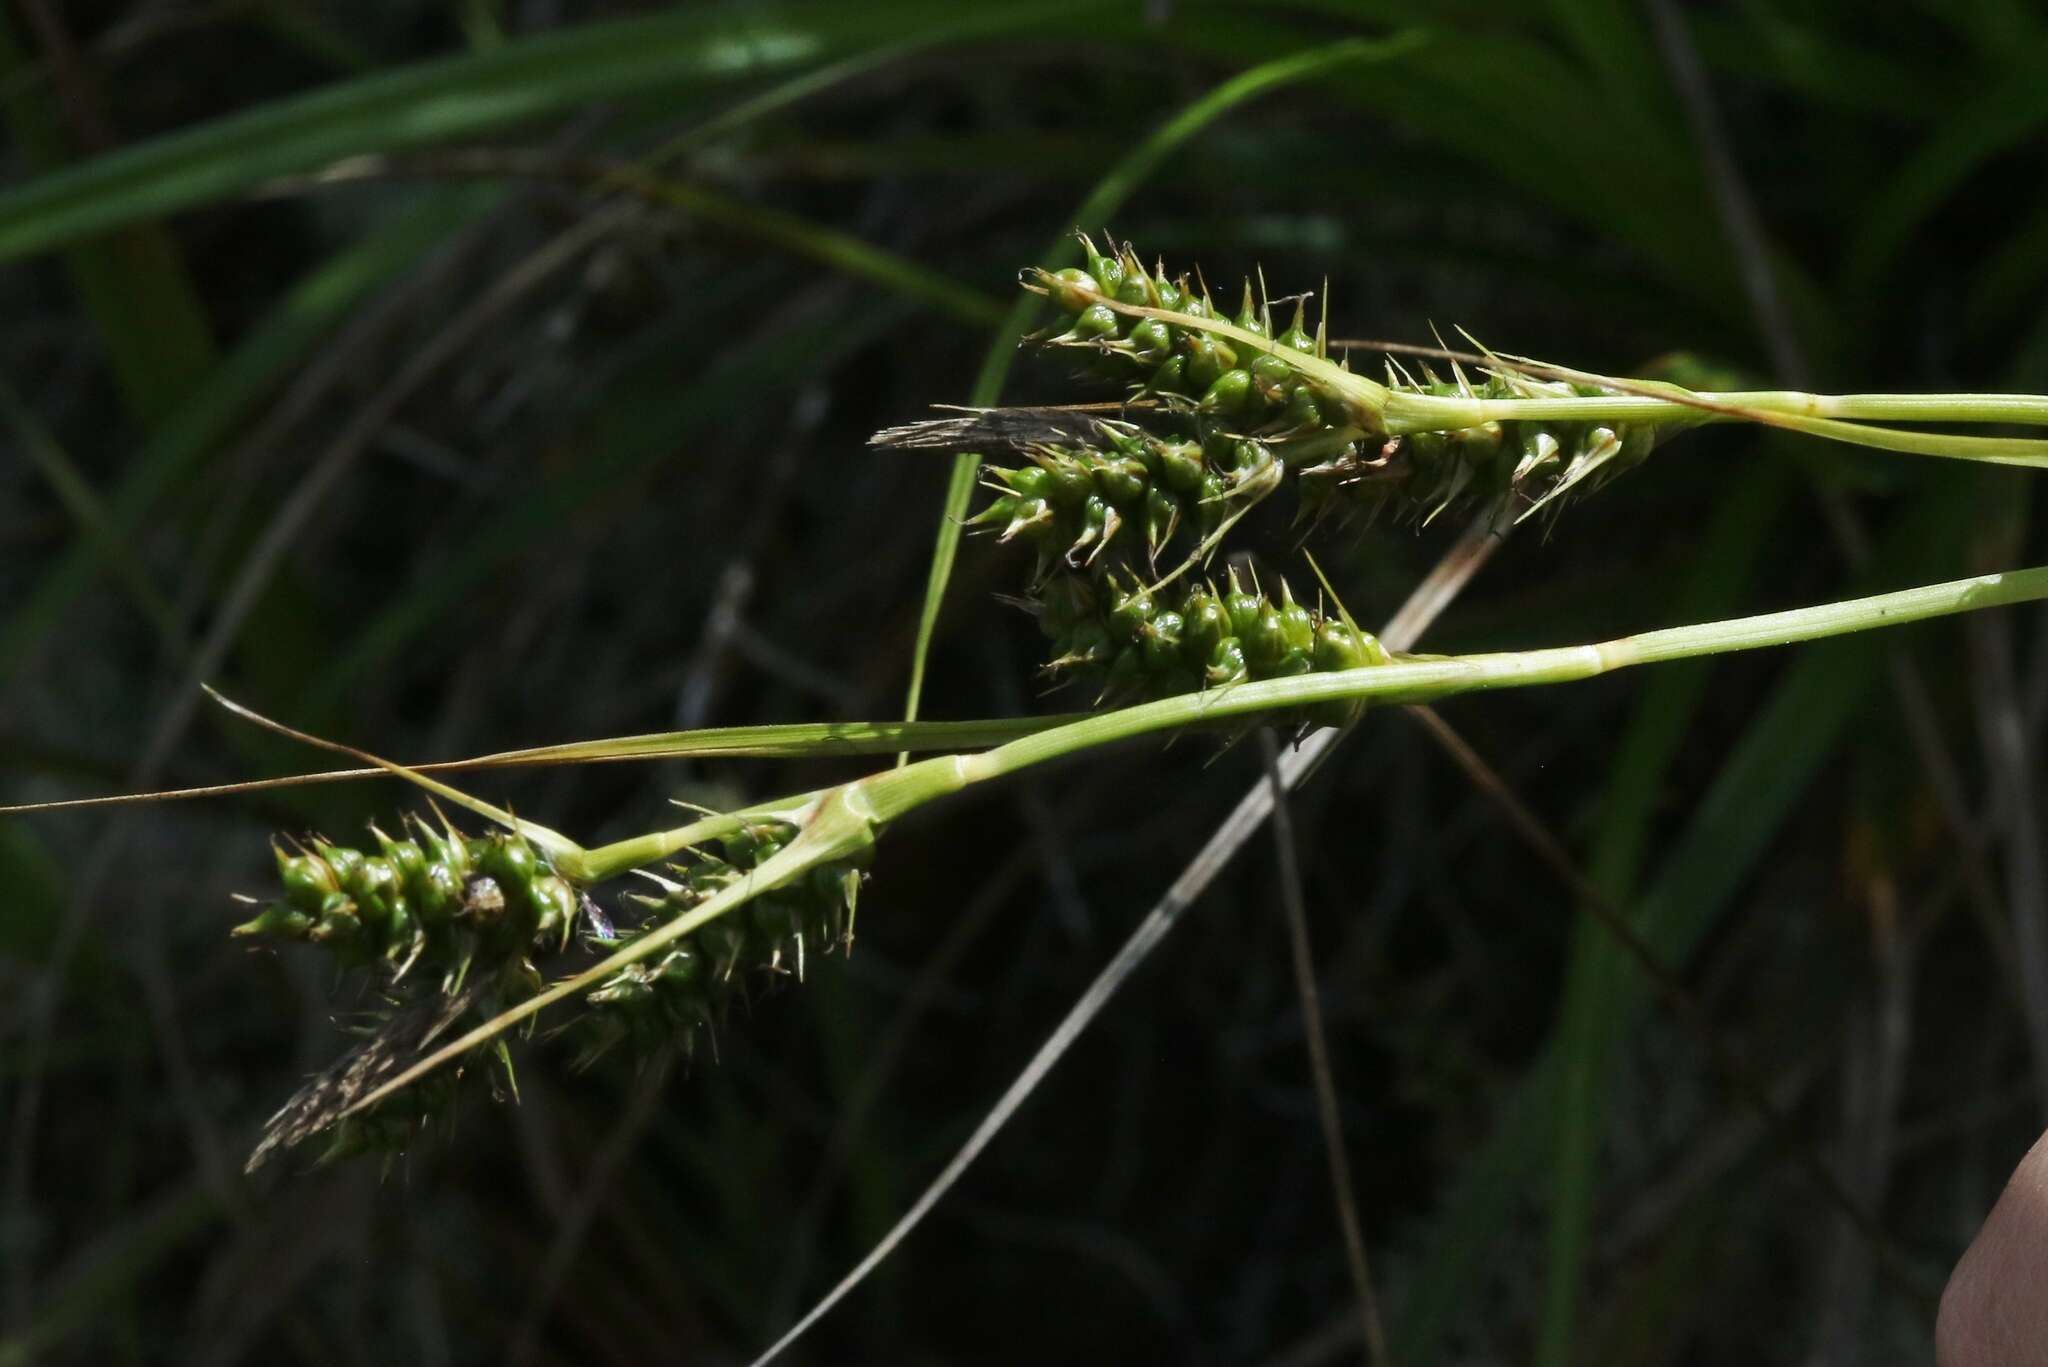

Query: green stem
[335,561,2048,1124]
[1715,391,2048,424]
[1063,273,2048,467]
[1398,390,2048,428]
[1383,389,2048,467]
[967,564,2044,779]
[569,789,834,883]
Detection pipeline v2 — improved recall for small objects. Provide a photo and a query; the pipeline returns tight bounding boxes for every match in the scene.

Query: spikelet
[569,820,865,1067]
[234,809,577,994]
[964,421,1240,581]
[234,809,589,1166]
[1026,564,1388,729]
[238,810,867,1165]
[1004,235,1671,530]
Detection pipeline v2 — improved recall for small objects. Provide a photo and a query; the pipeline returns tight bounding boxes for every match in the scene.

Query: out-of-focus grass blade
[1393,478,1973,1360]
[1162,12,1716,298]
[0,187,495,677]
[0,0,1120,263]
[301,301,897,710]
[0,384,184,660]
[645,35,961,165]
[896,33,1428,736]
[0,1181,220,1367]
[1965,196,2048,340]
[1587,1191,1724,1366]
[1844,39,2048,293]
[1541,0,1664,125]
[0,819,112,993]
[0,11,215,425]
[597,171,1003,325]
[1335,33,1731,316]
[288,159,1003,324]
[1691,8,1938,118]
[1536,461,1789,1367]
[1916,0,2042,60]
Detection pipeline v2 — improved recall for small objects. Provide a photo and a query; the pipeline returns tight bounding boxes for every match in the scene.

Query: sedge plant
[17,237,2048,1350]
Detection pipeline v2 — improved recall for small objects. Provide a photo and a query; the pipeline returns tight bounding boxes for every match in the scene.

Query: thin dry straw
[0,715,1080,817]
[744,513,1503,1367]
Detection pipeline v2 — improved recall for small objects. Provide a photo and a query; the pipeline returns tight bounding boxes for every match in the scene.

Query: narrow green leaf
[0,187,492,677]
[461,714,1079,764]
[1543,0,1665,125]
[600,172,1003,325]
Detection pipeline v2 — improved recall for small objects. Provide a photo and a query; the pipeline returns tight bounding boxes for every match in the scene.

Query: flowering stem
[959,562,2048,782]
[1387,391,2048,430]
[1043,267,2048,466]
[333,561,2048,1121]
[1385,390,2048,467]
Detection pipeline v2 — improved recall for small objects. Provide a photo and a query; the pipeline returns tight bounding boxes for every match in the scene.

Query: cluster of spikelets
[940,236,1676,702]
[575,820,862,1067]
[237,240,1672,1165]
[233,810,578,993]
[1030,566,1385,719]
[236,811,862,1163]
[1016,235,1667,534]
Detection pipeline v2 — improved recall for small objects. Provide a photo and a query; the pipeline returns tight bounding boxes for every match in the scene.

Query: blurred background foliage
[3,1,2047,1362]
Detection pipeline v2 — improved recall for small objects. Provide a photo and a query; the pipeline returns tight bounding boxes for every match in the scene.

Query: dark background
[4,1,2048,1362]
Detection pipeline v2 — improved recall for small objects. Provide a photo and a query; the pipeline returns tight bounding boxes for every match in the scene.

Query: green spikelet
[1017,237,1678,531]
[1031,235,1382,437]
[1028,564,1389,723]
[966,423,1235,580]
[570,821,865,1067]
[234,811,578,993]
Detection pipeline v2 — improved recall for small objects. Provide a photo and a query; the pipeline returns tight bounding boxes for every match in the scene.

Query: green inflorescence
[1032,565,1386,726]
[1013,234,1668,532]
[236,810,867,1164]
[234,810,577,992]
[949,235,1681,705]
[572,820,863,1066]
[238,239,1689,1166]
[967,419,1257,581]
